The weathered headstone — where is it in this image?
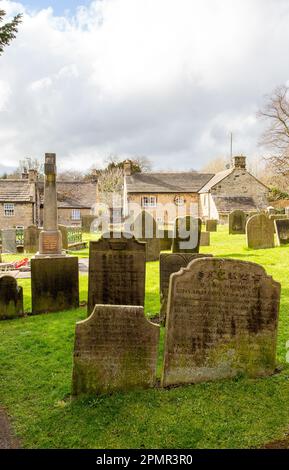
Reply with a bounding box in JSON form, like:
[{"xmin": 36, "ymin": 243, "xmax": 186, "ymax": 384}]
[
  {"xmin": 133, "ymin": 211, "xmax": 160, "ymax": 261},
  {"xmin": 246, "ymin": 214, "xmax": 275, "ymax": 249},
  {"xmin": 58, "ymin": 225, "xmax": 68, "ymax": 250},
  {"xmin": 72, "ymin": 305, "xmax": 160, "ymax": 395},
  {"xmin": 229, "ymin": 210, "xmax": 246, "ymax": 234},
  {"xmin": 31, "ymin": 153, "xmax": 79, "ymax": 314},
  {"xmin": 159, "ymin": 253, "xmax": 212, "ymax": 321},
  {"xmin": 275, "ymin": 219, "xmax": 289, "ymax": 245},
  {"xmin": 269, "ymin": 214, "xmax": 288, "ymax": 233},
  {"xmin": 24, "ymin": 225, "xmax": 40, "ymax": 253},
  {"xmin": 206, "ymin": 220, "xmax": 217, "ymax": 232},
  {"xmin": 31, "ymin": 257, "xmax": 79, "ymax": 314},
  {"xmin": 87, "ymin": 233, "xmax": 145, "ymax": 314},
  {"xmin": 162, "ymin": 258, "xmax": 280, "ymax": 387},
  {"xmin": 0, "ymin": 275, "xmax": 24, "ymax": 320},
  {"xmin": 159, "ymin": 228, "xmax": 173, "ymax": 251},
  {"xmin": 200, "ymin": 231, "xmax": 210, "ymax": 246},
  {"xmin": 172, "ymin": 216, "xmax": 201, "ymax": 253},
  {"xmin": 1, "ymin": 229, "xmax": 17, "ymax": 254},
  {"xmin": 81, "ymin": 215, "xmax": 97, "ymax": 232}
]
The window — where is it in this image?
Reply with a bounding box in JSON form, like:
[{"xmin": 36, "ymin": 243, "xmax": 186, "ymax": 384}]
[
  {"xmin": 141, "ymin": 196, "xmax": 157, "ymax": 208},
  {"xmin": 4, "ymin": 203, "xmax": 15, "ymax": 217},
  {"xmin": 71, "ymin": 209, "xmax": 81, "ymax": 220},
  {"xmin": 174, "ymin": 196, "xmax": 185, "ymax": 206}
]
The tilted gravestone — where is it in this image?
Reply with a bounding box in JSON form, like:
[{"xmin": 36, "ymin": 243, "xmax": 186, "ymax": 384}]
[
  {"xmin": 159, "ymin": 253, "xmax": 212, "ymax": 321},
  {"xmin": 133, "ymin": 211, "xmax": 160, "ymax": 261},
  {"xmin": 0, "ymin": 275, "xmax": 24, "ymax": 320},
  {"xmin": 269, "ymin": 214, "xmax": 288, "ymax": 233},
  {"xmin": 87, "ymin": 233, "xmax": 146, "ymax": 315},
  {"xmin": 275, "ymin": 219, "xmax": 289, "ymax": 245},
  {"xmin": 205, "ymin": 220, "xmax": 217, "ymax": 232},
  {"xmin": 246, "ymin": 214, "xmax": 274, "ymax": 249},
  {"xmin": 200, "ymin": 231, "xmax": 210, "ymax": 246},
  {"xmin": 229, "ymin": 210, "xmax": 246, "ymax": 234},
  {"xmin": 162, "ymin": 258, "xmax": 280, "ymax": 387},
  {"xmin": 58, "ymin": 225, "xmax": 69, "ymax": 250},
  {"xmin": 1, "ymin": 229, "xmax": 17, "ymax": 254},
  {"xmin": 172, "ymin": 216, "xmax": 201, "ymax": 253},
  {"xmin": 24, "ymin": 225, "xmax": 40, "ymax": 253},
  {"xmin": 72, "ymin": 305, "xmax": 160, "ymax": 395}
]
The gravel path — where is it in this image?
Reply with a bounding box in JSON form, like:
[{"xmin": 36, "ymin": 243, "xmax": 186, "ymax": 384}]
[{"xmin": 0, "ymin": 407, "xmax": 20, "ymax": 449}]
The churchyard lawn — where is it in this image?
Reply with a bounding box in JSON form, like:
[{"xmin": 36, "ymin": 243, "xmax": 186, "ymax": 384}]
[{"xmin": 0, "ymin": 226, "xmax": 289, "ymax": 448}]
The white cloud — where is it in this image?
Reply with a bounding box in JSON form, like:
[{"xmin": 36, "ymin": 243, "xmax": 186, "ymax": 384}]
[{"xmin": 0, "ymin": 0, "xmax": 289, "ymax": 172}]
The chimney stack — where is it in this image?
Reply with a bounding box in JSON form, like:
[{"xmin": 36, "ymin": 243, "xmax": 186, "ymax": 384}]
[
  {"xmin": 22, "ymin": 168, "xmax": 28, "ymax": 180},
  {"xmin": 232, "ymin": 156, "xmax": 246, "ymax": 170},
  {"xmin": 123, "ymin": 160, "xmax": 132, "ymax": 176},
  {"xmin": 28, "ymin": 169, "xmax": 38, "ymax": 183}
]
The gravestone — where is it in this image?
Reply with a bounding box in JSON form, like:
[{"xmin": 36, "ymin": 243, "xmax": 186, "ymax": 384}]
[
  {"xmin": 159, "ymin": 253, "xmax": 212, "ymax": 321},
  {"xmin": 133, "ymin": 211, "xmax": 160, "ymax": 261},
  {"xmin": 81, "ymin": 215, "xmax": 97, "ymax": 232},
  {"xmin": 269, "ymin": 214, "xmax": 288, "ymax": 233},
  {"xmin": 172, "ymin": 216, "xmax": 201, "ymax": 253},
  {"xmin": 229, "ymin": 210, "xmax": 246, "ymax": 234},
  {"xmin": 159, "ymin": 228, "xmax": 173, "ymax": 251},
  {"xmin": 58, "ymin": 225, "xmax": 68, "ymax": 250},
  {"xmin": 200, "ymin": 231, "xmax": 210, "ymax": 246},
  {"xmin": 72, "ymin": 305, "xmax": 160, "ymax": 395},
  {"xmin": 162, "ymin": 258, "xmax": 280, "ymax": 387},
  {"xmin": 246, "ymin": 214, "xmax": 274, "ymax": 249},
  {"xmin": 275, "ymin": 219, "xmax": 289, "ymax": 245},
  {"xmin": 24, "ymin": 225, "xmax": 40, "ymax": 253},
  {"xmin": 87, "ymin": 233, "xmax": 146, "ymax": 314},
  {"xmin": 1, "ymin": 229, "xmax": 17, "ymax": 254},
  {"xmin": 31, "ymin": 257, "xmax": 79, "ymax": 314},
  {"xmin": 206, "ymin": 220, "xmax": 217, "ymax": 232},
  {"xmin": 0, "ymin": 275, "xmax": 24, "ymax": 320}
]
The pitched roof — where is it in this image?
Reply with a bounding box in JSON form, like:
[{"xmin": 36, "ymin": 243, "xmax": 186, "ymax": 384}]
[
  {"xmin": 212, "ymin": 196, "xmax": 265, "ymax": 212},
  {"xmin": 0, "ymin": 180, "xmax": 33, "ymax": 202},
  {"xmin": 198, "ymin": 168, "xmax": 233, "ymax": 193},
  {"xmin": 125, "ymin": 172, "xmax": 215, "ymax": 193},
  {"xmin": 39, "ymin": 181, "xmax": 97, "ymax": 208}
]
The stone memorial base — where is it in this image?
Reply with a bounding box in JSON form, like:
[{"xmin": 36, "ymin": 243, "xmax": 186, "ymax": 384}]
[{"xmin": 31, "ymin": 256, "xmax": 79, "ymax": 314}]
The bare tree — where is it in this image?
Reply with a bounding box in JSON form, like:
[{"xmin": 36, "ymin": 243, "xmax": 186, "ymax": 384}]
[
  {"xmin": 97, "ymin": 166, "xmax": 123, "ymax": 206},
  {"xmin": 259, "ymin": 85, "xmax": 289, "ymax": 179},
  {"xmin": 201, "ymin": 156, "xmax": 228, "ymax": 173}
]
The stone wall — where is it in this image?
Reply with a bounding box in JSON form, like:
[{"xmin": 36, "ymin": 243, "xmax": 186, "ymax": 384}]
[
  {"xmin": 210, "ymin": 169, "xmax": 269, "ymax": 207},
  {"xmin": 127, "ymin": 192, "xmax": 199, "ymax": 223},
  {"xmin": 0, "ymin": 202, "xmax": 35, "ymax": 229}
]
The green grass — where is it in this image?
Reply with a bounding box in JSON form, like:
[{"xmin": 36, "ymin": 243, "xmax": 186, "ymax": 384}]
[{"xmin": 0, "ymin": 226, "xmax": 289, "ymax": 449}]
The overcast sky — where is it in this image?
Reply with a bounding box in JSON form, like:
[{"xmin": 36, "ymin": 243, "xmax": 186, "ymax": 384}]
[{"xmin": 0, "ymin": 0, "xmax": 289, "ymax": 174}]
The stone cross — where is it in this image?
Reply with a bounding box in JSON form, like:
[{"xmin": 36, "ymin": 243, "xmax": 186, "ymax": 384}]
[{"xmin": 38, "ymin": 153, "xmax": 63, "ymax": 256}]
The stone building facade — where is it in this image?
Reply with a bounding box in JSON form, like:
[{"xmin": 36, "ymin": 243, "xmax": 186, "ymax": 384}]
[
  {"xmin": 0, "ymin": 170, "xmax": 97, "ymax": 229},
  {"xmin": 123, "ymin": 156, "xmax": 269, "ymax": 224}
]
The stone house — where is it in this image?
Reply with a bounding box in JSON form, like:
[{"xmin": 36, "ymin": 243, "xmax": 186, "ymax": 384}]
[
  {"xmin": 123, "ymin": 156, "xmax": 269, "ymax": 224},
  {"xmin": 0, "ymin": 170, "xmax": 97, "ymax": 229}
]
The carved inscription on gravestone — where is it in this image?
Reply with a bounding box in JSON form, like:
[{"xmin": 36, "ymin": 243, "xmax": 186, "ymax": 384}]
[
  {"xmin": 72, "ymin": 305, "xmax": 160, "ymax": 395},
  {"xmin": 246, "ymin": 214, "xmax": 274, "ymax": 249},
  {"xmin": 160, "ymin": 253, "xmax": 212, "ymax": 320},
  {"xmin": 162, "ymin": 258, "xmax": 280, "ymax": 387},
  {"xmin": 275, "ymin": 219, "xmax": 289, "ymax": 245},
  {"xmin": 87, "ymin": 233, "xmax": 146, "ymax": 314}
]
